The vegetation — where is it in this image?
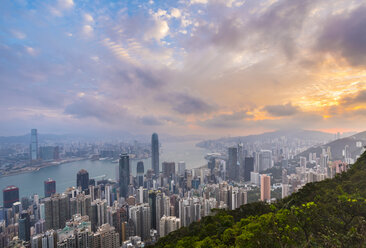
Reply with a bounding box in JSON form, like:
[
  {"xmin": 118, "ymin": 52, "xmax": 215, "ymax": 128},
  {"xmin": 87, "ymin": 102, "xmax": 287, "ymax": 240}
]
[{"xmin": 152, "ymin": 151, "xmax": 366, "ymax": 247}]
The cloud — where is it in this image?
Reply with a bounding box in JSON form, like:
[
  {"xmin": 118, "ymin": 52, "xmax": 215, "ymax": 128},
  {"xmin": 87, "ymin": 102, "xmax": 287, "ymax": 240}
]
[
  {"xmin": 263, "ymin": 103, "xmax": 299, "ymax": 117},
  {"xmin": 201, "ymin": 111, "xmax": 252, "ymax": 128},
  {"xmin": 12, "ymin": 30, "xmax": 26, "ymax": 39},
  {"xmin": 316, "ymin": 5, "xmax": 366, "ymax": 66},
  {"xmin": 159, "ymin": 93, "xmax": 215, "ymax": 115},
  {"xmin": 50, "ymin": 0, "xmax": 75, "ymax": 16},
  {"xmin": 139, "ymin": 116, "xmax": 163, "ymax": 126},
  {"xmin": 170, "ymin": 8, "xmax": 181, "ymax": 18},
  {"xmin": 82, "ymin": 25, "xmax": 93, "ymax": 36},
  {"xmin": 190, "ymin": 0, "xmax": 208, "ymax": 4},
  {"xmin": 58, "ymin": 0, "xmax": 74, "ymax": 9},
  {"xmin": 64, "ymin": 95, "xmax": 129, "ymax": 123},
  {"xmin": 341, "ymin": 90, "xmax": 366, "ymax": 105},
  {"xmin": 83, "ymin": 13, "xmax": 94, "ymax": 23},
  {"xmin": 145, "ymin": 19, "xmax": 169, "ymax": 41},
  {"xmin": 25, "ymin": 46, "xmax": 37, "ymax": 56}
]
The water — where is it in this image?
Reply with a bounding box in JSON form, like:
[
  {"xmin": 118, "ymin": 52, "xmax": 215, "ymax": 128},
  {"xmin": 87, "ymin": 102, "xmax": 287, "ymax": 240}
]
[{"xmin": 0, "ymin": 141, "xmax": 207, "ymax": 205}]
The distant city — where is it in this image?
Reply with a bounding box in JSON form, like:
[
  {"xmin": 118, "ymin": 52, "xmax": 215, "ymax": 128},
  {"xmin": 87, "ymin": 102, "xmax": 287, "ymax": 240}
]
[{"xmin": 1, "ymin": 129, "xmax": 365, "ymax": 247}]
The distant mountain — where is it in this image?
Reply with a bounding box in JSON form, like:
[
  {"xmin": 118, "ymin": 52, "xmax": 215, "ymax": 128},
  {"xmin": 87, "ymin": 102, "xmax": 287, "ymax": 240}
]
[
  {"xmin": 197, "ymin": 129, "xmax": 335, "ymax": 149},
  {"xmin": 0, "ymin": 132, "xmax": 208, "ymax": 145},
  {"xmin": 297, "ymin": 131, "xmax": 366, "ymax": 160}
]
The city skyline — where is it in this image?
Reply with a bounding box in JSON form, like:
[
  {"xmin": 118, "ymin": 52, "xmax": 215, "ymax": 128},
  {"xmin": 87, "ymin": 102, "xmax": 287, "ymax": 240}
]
[{"xmin": 1, "ymin": 0, "xmax": 366, "ymax": 137}]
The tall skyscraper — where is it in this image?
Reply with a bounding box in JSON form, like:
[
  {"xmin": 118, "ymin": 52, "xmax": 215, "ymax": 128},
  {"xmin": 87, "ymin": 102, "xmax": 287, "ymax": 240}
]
[
  {"xmin": 260, "ymin": 175, "xmax": 271, "ymax": 202},
  {"xmin": 30, "ymin": 129, "xmax": 38, "ymax": 161},
  {"xmin": 77, "ymin": 169, "xmax": 89, "ymax": 191},
  {"xmin": 243, "ymin": 157, "xmax": 254, "ymax": 182},
  {"xmin": 44, "ymin": 178, "xmax": 56, "ymax": 197},
  {"xmin": 228, "ymin": 147, "xmax": 238, "ymax": 181},
  {"xmin": 152, "ymin": 133, "xmax": 159, "ymax": 177},
  {"xmin": 148, "ymin": 191, "xmax": 157, "ymax": 230},
  {"xmin": 18, "ymin": 211, "xmax": 31, "ymax": 241},
  {"xmin": 129, "ymin": 204, "xmax": 151, "ymax": 241},
  {"xmin": 259, "ymin": 150, "xmax": 272, "ymax": 172},
  {"xmin": 162, "ymin": 162, "xmax": 175, "ymax": 178},
  {"xmin": 3, "ymin": 185, "xmax": 19, "ymax": 208},
  {"xmin": 119, "ymin": 154, "xmax": 130, "ymax": 199},
  {"xmin": 137, "ymin": 161, "xmax": 144, "ymax": 188},
  {"xmin": 177, "ymin": 161, "xmax": 186, "ymax": 176}
]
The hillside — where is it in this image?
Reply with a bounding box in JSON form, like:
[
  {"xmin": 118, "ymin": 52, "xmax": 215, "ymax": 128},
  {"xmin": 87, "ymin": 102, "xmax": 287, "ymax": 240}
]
[
  {"xmin": 298, "ymin": 130, "xmax": 366, "ymax": 160},
  {"xmin": 196, "ymin": 129, "xmax": 335, "ymax": 150},
  {"xmin": 153, "ymin": 151, "xmax": 366, "ymax": 247}
]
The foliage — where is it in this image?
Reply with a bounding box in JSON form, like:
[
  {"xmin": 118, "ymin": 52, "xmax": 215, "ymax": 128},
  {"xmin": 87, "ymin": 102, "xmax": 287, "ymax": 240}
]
[{"xmin": 152, "ymin": 152, "xmax": 366, "ymax": 248}]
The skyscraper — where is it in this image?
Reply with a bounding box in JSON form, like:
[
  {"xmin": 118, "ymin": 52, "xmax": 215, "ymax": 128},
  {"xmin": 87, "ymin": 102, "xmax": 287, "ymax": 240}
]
[
  {"xmin": 228, "ymin": 147, "xmax": 238, "ymax": 181},
  {"xmin": 129, "ymin": 204, "xmax": 151, "ymax": 241},
  {"xmin": 259, "ymin": 150, "xmax": 272, "ymax": 171},
  {"xmin": 243, "ymin": 157, "xmax": 254, "ymax": 182},
  {"xmin": 3, "ymin": 185, "xmax": 19, "ymax": 208},
  {"xmin": 44, "ymin": 178, "xmax": 56, "ymax": 197},
  {"xmin": 119, "ymin": 154, "xmax": 130, "ymax": 199},
  {"xmin": 162, "ymin": 162, "xmax": 175, "ymax": 178},
  {"xmin": 260, "ymin": 175, "xmax": 271, "ymax": 202},
  {"xmin": 30, "ymin": 129, "xmax": 38, "ymax": 161},
  {"xmin": 137, "ymin": 161, "xmax": 144, "ymax": 188},
  {"xmin": 177, "ymin": 161, "xmax": 186, "ymax": 176},
  {"xmin": 77, "ymin": 169, "xmax": 89, "ymax": 191},
  {"xmin": 152, "ymin": 133, "xmax": 159, "ymax": 177},
  {"xmin": 18, "ymin": 211, "xmax": 31, "ymax": 241}
]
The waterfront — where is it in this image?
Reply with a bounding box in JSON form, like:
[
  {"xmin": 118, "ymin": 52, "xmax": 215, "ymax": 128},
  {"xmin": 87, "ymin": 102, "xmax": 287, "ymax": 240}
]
[{"xmin": 0, "ymin": 141, "xmax": 207, "ymax": 204}]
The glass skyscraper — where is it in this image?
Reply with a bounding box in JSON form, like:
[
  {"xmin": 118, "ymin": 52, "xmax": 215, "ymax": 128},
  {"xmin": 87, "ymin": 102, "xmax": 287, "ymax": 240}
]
[
  {"xmin": 119, "ymin": 154, "xmax": 130, "ymax": 199},
  {"xmin": 30, "ymin": 129, "xmax": 38, "ymax": 161},
  {"xmin": 151, "ymin": 133, "xmax": 159, "ymax": 177}
]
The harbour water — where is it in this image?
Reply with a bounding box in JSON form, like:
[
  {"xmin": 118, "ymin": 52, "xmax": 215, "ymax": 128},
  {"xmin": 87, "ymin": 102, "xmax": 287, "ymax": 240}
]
[{"xmin": 0, "ymin": 141, "xmax": 207, "ymax": 205}]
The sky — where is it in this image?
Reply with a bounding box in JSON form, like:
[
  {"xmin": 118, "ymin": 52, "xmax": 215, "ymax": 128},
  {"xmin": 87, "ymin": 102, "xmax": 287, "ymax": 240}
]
[{"xmin": 1, "ymin": 0, "xmax": 366, "ymax": 138}]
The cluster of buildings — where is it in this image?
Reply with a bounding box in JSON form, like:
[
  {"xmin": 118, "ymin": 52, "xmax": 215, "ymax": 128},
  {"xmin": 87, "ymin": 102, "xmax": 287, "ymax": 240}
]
[
  {"xmin": 0, "ymin": 133, "xmax": 250, "ymax": 247},
  {"xmin": 1, "ymin": 131, "xmax": 365, "ymax": 247}
]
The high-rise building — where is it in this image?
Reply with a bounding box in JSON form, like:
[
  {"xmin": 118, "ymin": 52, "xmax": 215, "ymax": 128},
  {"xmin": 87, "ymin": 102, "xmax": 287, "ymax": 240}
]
[
  {"xmin": 3, "ymin": 185, "xmax": 19, "ymax": 208},
  {"xmin": 39, "ymin": 146, "xmax": 59, "ymax": 161},
  {"xmin": 119, "ymin": 154, "xmax": 130, "ymax": 199},
  {"xmin": 137, "ymin": 161, "xmax": 144, "ymax": 188},
  {"xmin": 228, "ymin": 147, "xmax": 238, "ymax": 181},
  {"xmin": 282, "ymin": 184, "xmax": 289, "ymax": 198},
  {"xmin": 93, "ymin": 224, "xmax": 120, "ymax": 248},
  {"xmin": 44, "ymin": 193, "xmax": 70, "ymax": 230},
  {"xmin": 162, "ymin": 162, "xmax": 175, "ymax": 178},
  {"xmin": 77, "ymin": 169, "xmax": 89, "ymax": 191},
  {"xmin": 152, "ymin": 133, "xmax": 160, "ymax": 177},
  {"xmin": 300, "ymin": 156, "xmax": 307, "ymax": 174},
  {"xmin": 159, "ymin": 215, "xmax": 181, "ymax": 238},
  {"xmin": 44, "ymin": 178, "xmax": 56, "ymax": 197},
  {"xmin": 177, "ymin": 161, "xmax": 186, "ymax": 176},
  {"xmin": 259, "ymin": 150, "xmax": 272, "ymax": 171},
  {"xmin": 18, "ymin": 211, "xmax": 31, "ymax": 241},
  {"xmin": 30, "ymin": 129, "xmax": 38, "ymax": 161},
  {"xmin": 208, "ymin": 158, "xmax": 215, "ymax": 174},
  {"xmin": 243, "ymin": 157, "xmax": 254, "ymax": 182},
  {"xmin": 129, "ymin": 204, "xmax": 151, "ymax": 241},
  {"xmin": 148, "ymin": 191, "xmax": 157, "ymax": 230},
  {"xmin": 260, "ymin": 175, "xmax": 271, "ymax": 202}
]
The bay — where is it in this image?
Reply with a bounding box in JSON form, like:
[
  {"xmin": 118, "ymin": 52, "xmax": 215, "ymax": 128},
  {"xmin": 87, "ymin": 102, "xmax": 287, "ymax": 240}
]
[{"xmin": 0, "ymin": 141, "xmax": 207, "ymax": 205}]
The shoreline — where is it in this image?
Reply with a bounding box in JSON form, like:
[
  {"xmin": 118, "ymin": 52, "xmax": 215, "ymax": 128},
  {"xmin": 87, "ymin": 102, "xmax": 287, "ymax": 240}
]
[
  {"xmin": 0, "ymin": 157, "xmax": 89, "ymax": 178},
  {"xmin": 0, "ymin": 156, "xmax": 152, "ymax": 179}
]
